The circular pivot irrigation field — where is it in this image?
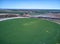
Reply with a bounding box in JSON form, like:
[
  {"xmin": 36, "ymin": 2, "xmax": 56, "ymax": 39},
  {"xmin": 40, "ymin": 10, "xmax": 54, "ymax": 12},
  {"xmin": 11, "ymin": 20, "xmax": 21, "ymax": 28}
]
[{"xmin": 0, "ymin": 18, "xmax": 60, "ymax": 44}]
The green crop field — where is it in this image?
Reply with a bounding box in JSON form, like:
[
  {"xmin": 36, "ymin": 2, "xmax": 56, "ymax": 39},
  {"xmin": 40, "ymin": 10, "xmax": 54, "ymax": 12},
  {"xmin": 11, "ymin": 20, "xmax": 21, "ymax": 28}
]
[{"xmin": 0, "ymin": 18, "xmax": 60, "ymax": 44}]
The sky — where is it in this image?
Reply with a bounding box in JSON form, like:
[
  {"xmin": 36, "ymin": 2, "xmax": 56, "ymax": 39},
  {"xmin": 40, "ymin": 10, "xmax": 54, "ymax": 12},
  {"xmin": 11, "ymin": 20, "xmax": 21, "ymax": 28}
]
[{"xmin": 0, "ymin": 0, "xmax": 60, "ymax": 9}]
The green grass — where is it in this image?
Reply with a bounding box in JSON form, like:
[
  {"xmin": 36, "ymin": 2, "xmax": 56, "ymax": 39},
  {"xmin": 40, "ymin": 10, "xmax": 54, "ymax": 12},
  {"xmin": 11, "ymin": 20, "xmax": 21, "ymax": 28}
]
[{"xmin": 0, "ymin": 18, "xmax": 60, "ymax": 44}]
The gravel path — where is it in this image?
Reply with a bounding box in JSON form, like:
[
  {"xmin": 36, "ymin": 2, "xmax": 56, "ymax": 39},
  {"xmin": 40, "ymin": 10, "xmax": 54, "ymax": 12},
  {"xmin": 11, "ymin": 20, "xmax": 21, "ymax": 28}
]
[{"xmin": 0, "ymin": 17, "xmax": 29, "ymax": 21}]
